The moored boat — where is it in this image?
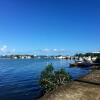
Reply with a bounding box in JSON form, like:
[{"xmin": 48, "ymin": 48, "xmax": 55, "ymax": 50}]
[{"xmin": 70, "ymin": 61, "xmax": 92, "ymax": 67}]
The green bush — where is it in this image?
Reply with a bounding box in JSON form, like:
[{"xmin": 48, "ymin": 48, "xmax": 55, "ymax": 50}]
[{"xmin": 40, "ymin": 64, "xmax": 72, "ymax": 93}]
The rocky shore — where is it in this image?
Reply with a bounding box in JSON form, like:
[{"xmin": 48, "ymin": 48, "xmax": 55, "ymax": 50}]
[{"xmin": 39, "ymin": 69, "xmax": 100, "ymax": 100}]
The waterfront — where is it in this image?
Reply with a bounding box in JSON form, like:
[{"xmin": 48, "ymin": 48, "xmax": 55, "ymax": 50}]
[
  {"xmin": 40, "ymin": 70, "xmax": 100, "ymax": 100},
  {"xmin": 0, "ymin": 59, "xmax": 90, "ymax": 100}
]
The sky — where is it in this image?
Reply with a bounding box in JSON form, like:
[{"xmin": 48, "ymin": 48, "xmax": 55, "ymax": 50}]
[{"xmin": 0, "ymin": 0, "xmax": 100, "ymax": 55}]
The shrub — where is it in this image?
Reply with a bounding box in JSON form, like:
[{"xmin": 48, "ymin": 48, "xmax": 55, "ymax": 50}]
[
  {"xmin": 40, "ymin": 64, "xmax": 72, "ymax": 93},
  {"xmin": 94, "ymin": 57, "xmax": 100, "ymax": 64}
]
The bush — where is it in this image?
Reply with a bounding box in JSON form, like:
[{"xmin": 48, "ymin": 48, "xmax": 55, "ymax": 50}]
[
  {"xmin": 40, "ymin": 64, "xmax": 72, "ymax": 93},
  {"xmin": 94, "ymin": 57, "xmax": 100, "ymax": 64}
]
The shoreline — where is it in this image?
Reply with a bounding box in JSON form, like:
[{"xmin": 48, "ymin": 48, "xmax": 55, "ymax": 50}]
[{"xmin": 39, "ymin": 68, "xmax": 100, "ymax": 100}]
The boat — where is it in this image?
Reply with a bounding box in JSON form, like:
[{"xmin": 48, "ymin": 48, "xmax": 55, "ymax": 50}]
[{"xmin": 70, "ymin": 60, "xmax": 92, "ymax": 67}]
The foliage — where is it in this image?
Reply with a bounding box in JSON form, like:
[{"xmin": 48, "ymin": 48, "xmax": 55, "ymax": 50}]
[
  {"xmin": 75, "ymin": 52, "xmax": 100, "ymax": 57},
  {"xmin": 40, "ymin": 64, "xmax": 72, "ymax": 93},
  {"xmin": 94, "ymin": 57, "xmax": 100, "ymax": 64}
]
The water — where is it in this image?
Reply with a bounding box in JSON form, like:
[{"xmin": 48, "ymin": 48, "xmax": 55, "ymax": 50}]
[{"xmin": 0, "ymin": 59, "xmax": 90, "ymax": 100}]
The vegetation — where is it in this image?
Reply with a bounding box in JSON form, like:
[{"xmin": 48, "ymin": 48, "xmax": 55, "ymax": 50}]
[
  {"xmin": 40, "ymin": 64, "xmax": 72, "ymax": 93},
  {"xmin": 75, "ymin": 52, "xmax": 100, "ymax": 57},
  {"xmin": 94, "ymin": 57, "xmax": 100, "ymax": 64}
]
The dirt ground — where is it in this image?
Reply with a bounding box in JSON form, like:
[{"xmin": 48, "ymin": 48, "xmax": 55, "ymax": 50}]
[
  {"xmin": 81, "ymin": 69, "xmax": 100, "ymax": 83},
  {"xmin": 39, "ymin": 70, "xmax": 100, "ymax": 100}
]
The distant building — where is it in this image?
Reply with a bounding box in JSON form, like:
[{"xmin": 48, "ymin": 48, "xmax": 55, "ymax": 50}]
[{"xmin": 11, "ymin": 55, "xmax": 34, "ymax": 59}]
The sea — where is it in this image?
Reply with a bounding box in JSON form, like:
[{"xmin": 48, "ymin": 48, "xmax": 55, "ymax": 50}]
[{"xmin": 0, "ymin": 58, "xmax": 90, "ymax": 100}]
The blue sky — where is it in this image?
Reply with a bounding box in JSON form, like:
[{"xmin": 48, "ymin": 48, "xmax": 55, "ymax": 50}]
[{"xmin": 0, "ymin": 0, "xmax": 100, "ymax": 55}]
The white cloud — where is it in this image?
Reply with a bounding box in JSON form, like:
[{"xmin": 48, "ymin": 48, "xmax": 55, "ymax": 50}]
[
  {"xmin": 53, "ymin": 49, "xmax": 57, "ymax": 51},
  {"xmin": 35, "ymin": 49, "xmax": 68, "ymax": 54},
  {"xmin": 42, "ymin": 48, "xmax": 51, "ymax": 52},
  {"xmin": 0, "ymin": 45, "xmax": 8, "ymax": 52},
  {"xmin": 12, "ymin": 49, "xmax": 16, "ymax": 52},
  {"xmin": 0, "ymin": 45, "xmax": 16, "ymax": 55}
]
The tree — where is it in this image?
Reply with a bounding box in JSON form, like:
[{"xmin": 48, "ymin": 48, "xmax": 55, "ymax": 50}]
[{"xmin": 40, "ymin": 64, "xmax": 72, "ymax": 93}]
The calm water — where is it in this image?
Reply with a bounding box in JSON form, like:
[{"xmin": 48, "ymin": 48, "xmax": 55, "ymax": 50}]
[{"xmin": 0, "ymin": 59, "xmax": 90, "ymax": 100}]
